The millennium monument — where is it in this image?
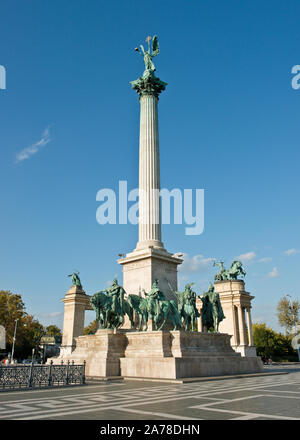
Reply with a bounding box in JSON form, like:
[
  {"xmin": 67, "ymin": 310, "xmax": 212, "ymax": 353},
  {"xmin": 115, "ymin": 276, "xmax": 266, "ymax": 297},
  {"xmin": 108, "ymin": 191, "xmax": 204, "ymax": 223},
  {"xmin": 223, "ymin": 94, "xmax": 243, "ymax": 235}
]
[
  {"xmin": 50, "ymin": 36, "xmax": 263, "ymax": 379},
  {"xmin": 118, "ymin": 35, "xmax": 182, "ymax": 306}
]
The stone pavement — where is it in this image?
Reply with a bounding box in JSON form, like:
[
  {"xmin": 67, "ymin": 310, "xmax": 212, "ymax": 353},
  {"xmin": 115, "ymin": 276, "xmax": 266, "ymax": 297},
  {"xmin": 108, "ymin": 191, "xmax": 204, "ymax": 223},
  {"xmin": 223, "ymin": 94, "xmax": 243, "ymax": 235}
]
[{"xmin": 0, "ymin": 365, "xmax": 299, "ymax": 420}]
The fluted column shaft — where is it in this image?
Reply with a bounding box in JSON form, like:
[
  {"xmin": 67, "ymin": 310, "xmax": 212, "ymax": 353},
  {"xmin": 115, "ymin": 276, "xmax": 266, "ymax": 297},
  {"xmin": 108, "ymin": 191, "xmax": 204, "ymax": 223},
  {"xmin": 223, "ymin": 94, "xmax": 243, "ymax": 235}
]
[
  {"xmin": 246, "ymin": 307, "xmax": 254, "ymax": 346},
  {"xmin": 137, "ymin": 94, "xmax": 164, "ymax": 249},
  {"xmin": 238, "ymin": 305, "xmax": 248, "ymax": 346}
]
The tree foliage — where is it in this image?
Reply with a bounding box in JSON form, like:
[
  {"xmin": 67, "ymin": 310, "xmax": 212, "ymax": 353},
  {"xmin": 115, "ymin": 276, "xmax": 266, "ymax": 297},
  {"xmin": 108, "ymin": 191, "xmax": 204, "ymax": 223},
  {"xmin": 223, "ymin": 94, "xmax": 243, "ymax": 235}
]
[
  {"xmin": 0, "ymin": 290, "xmax": 26, "ymax": 345},
  {"xmin": 253, "ymin": 322, "xmax": 297, "ymax": 361},
  {"xmin": 84, "ymin": 320, "xmax": 98, "ymax": 335},
  {"xmin": 0, "ymin": 290, "xmax": 58, "ymax": 359},
  {"xmin": 277, "ymin": 296, "xmax": 300, "ymax": 334},
  {"xmin": 45, "ymin": 325, "xmax": 62, "ymax": 337}
]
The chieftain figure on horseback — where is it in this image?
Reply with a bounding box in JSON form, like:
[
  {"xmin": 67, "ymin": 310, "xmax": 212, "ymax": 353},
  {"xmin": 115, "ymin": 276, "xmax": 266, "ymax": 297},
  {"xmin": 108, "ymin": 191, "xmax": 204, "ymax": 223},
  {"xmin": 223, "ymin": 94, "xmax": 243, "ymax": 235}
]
[
  {"xmin": 90, "ymin": 279, "xmax": 134, "ymax": 330},
  {"xmin": 88, "ymin": 257, "xmax": 247, "ymax": 333}
]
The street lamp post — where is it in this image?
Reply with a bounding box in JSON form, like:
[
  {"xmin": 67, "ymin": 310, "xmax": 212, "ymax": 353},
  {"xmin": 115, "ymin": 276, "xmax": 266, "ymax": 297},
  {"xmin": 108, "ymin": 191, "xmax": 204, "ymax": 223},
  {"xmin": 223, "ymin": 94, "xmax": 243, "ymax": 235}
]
[
  {"xmin": 11, "ymin": 319, "xmax": 18, "ymax": 364},
  {"xmin": 286, "ymin": 294, "xmax": 300, "ymax": 362}
]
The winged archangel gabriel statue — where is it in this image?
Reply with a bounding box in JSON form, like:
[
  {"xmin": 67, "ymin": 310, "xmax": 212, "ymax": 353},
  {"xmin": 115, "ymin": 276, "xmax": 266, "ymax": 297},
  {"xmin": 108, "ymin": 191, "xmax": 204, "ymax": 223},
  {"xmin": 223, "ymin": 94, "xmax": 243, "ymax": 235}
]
[
  {"xmin": 131, "ymin": 35, "xmax": 167, "ymax": 97},
  {"xmin": 134, "ymin": 35, "xmax": 160, "ymax": 79}
]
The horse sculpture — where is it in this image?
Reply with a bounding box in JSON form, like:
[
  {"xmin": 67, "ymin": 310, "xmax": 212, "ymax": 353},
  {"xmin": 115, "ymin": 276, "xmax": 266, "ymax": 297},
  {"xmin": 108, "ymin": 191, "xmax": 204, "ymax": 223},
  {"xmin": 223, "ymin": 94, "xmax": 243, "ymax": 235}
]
[
  {"xmin": 214, "ymin": 260, "xmax": 246, "ymax": 281},
  {"xmin": 155, "ymin": 300, "xmax": 183, "ymax": 331},
  {"xmin": 90, "ymin": 290, "xmax": 134, "ymax": 330},
  {"xmin": 127, "ymin": 294, "xmax": 148, "ymax": 331},
  {"xmin": 223, "ymin": 260, "xmax": 246, "ymax": 280}
]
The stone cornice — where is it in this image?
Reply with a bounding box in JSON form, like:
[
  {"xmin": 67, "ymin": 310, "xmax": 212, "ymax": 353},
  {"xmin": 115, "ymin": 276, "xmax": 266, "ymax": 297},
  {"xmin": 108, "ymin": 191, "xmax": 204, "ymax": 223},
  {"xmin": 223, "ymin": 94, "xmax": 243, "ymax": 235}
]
[{"xmin": 118, "ymin": 247, "xmax": 182, "ymax": 266}]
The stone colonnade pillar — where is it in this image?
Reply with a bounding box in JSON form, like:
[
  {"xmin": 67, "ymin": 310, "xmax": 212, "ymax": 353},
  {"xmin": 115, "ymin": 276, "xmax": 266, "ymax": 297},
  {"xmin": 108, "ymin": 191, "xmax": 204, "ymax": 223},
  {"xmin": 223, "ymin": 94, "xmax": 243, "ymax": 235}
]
[
  {"xmin": 60, "ymin": 285, "xmax": 92, "ymax": 357},
  {"xmin": 213, "ymin": 280, "xmax": 257, "ymax": 357},
  {"xmin": 246, "ymin": 306, "xmax": 254, "ymax": 346}
]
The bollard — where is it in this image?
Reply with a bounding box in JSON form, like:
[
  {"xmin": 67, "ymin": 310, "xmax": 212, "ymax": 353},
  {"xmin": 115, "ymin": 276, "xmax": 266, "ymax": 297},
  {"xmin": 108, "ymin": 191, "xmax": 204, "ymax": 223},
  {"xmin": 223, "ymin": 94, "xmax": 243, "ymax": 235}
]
[
  {"xmin": 66, "ymin": 360, "xmax": 70, "ymax": 385},
  {"xmin": 82, "ymin": 360, "xmax": 86, "ymax": 385},
  {"xmin": 48, "ymin": 360, "xmax": 53, "ymax": 387},
  {"xmin": 28, "ymin": 361, "xmax": 34, "ymax": 388}
]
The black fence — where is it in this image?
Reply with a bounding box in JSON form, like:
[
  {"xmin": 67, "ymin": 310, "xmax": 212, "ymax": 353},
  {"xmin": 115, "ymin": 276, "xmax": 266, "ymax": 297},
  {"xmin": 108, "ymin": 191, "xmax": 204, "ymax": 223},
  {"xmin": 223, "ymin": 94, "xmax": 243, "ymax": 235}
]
[{"xmin": 0, "ymin": 360, "xmax": 86, "ymax": 391}]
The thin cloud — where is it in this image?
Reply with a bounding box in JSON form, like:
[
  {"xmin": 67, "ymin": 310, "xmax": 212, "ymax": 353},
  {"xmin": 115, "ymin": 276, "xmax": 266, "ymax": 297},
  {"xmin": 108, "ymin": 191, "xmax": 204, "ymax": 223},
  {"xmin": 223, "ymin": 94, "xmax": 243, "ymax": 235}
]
[
  {"xmin": 40, "ymin": 311, "xmax": 63, "ymax": 318},
  {"xmin": 284, "ymin": 248, "xmax": 299, "ymax": 256},
  {"xmin": 15, "ymin": 126, "xmax": 51, "ymax": 163},
  {"xmin": 236, "ymin": 252, "xmax": 256, "ymax": 262},
  {"xmin": 259, "ymin": 257, "xmax": 272, "ymax": 263},
  {"xmin": 268, "ymin": 267, "xmax": 280, "ymax": 278},
  {"xmin": 179, "ymin": 253, "xmax": 215, "ymax": 274}
]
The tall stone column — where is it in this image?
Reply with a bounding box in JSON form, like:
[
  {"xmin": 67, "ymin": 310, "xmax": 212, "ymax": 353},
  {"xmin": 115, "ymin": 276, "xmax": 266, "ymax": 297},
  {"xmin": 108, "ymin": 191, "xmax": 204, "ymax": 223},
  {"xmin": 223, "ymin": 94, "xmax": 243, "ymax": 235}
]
[
  {"xmin": 118, "ymin": 43, "xmax": 182, "ymax": 304},
  {"xmin": 136, "ymin": 94, "xmax": 163, "ymax": 250}
]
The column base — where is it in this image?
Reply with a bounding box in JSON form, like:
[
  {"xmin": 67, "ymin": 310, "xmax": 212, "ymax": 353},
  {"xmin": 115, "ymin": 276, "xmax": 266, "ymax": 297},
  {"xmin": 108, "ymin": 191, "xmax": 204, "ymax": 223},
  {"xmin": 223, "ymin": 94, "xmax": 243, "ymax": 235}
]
[
  {"xmin": 134, "ymin": 239, "xmax": 165, "ymax": 251},
  {"xmin": 118, "ymin": 247, "xmax": 182, "ymax": 301}
]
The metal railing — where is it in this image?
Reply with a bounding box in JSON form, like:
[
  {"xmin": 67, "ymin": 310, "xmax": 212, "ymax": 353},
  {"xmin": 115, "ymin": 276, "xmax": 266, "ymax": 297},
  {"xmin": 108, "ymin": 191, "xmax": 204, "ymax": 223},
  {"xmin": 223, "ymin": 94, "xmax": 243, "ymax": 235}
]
[{"xmin": 0, "ymin": 360, "xmax": 86, "ymax": 391}]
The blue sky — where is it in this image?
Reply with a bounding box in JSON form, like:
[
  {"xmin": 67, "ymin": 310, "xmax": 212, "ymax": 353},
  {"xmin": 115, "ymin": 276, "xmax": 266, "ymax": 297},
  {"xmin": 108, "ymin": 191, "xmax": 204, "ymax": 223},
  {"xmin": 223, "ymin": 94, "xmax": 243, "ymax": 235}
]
[{"xmin": 0, "ymin": 0, "xmax": 299, "ymax": 332}]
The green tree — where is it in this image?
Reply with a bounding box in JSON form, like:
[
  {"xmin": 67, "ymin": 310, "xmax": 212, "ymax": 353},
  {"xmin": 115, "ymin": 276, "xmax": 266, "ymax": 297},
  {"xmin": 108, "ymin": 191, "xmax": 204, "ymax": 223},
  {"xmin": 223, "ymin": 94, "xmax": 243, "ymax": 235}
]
[
  {"xmin": 252, "ymin": 323, "xmax": 276, "ymax": 358},
  {"xmin": 272, "ymin": 332, "xmax": 296, "ymax": 359},
  {"xmin": 253, "ymin": 322, "xmax": 298, "ymax": 361},
  {"xmin": 0, "ymin": 290, "xmax": 45, "ymax": 359},
  {"xmin": 84, "ymin": 320, "xmax": 98, "ymax": 335},
  {"xmin": 0, "ymin": 290, "xmax": 26, "ymax": 345},
  {"xmin": 45, "ymin": 325, "xmax": 62, "ymax": 337},
  {"xmin": 277, "ymin": 296, "xmax": 300, "ymax": 334},
  {"xmin": 17, "ymin": 315, "xmax": 45, "ymax": 359}
]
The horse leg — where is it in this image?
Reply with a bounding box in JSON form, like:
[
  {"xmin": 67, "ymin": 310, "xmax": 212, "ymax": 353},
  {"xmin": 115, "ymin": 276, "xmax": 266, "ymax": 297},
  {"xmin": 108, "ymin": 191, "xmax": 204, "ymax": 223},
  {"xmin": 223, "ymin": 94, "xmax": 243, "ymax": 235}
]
[
  {"xmin": 129, "ymin": 310, "xmax": 134, "ymax": 329},
  {"xmin": 158, "ymin": 314, "xmax": 165, "ymax": 330},
  {"xmin": 158, "ymin": 308, "xmax": 167, "ymax": 331},
  {"xmin": 139, "ymin": 313, "xmax": 143, "ymax": 332},
  {"xmin": 185, "ymin": 314, "xmax": 189, "ymax": 331},
  {"xmin": 191, "ymin": 315, "xmax": 194, "ymax": 332}
]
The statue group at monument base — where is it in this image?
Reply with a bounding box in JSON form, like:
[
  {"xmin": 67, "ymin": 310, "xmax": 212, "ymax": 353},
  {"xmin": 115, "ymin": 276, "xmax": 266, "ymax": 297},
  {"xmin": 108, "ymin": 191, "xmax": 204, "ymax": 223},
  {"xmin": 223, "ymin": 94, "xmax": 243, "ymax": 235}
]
[{"xmin": 49, "ymin": 329, "xmax": 263, "ymax": 380}]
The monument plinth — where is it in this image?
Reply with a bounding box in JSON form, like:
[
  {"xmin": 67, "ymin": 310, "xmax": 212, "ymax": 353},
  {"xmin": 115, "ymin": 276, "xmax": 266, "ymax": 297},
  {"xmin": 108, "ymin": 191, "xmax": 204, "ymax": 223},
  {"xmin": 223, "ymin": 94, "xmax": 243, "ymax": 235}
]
[
  {"xmin": 120, "ymin": 331, "xmax": 262, "ymax": 380},
  {"xmin": 60, "ymin": 284, "xmax": 92, "ymax": 357},
  {"xmin": 53, "ymin": 330, "xmax": 263, "ymax": 380},
  {"xmin": 118, "ymin": 36, "xmax": 182, "ymax": 301}
]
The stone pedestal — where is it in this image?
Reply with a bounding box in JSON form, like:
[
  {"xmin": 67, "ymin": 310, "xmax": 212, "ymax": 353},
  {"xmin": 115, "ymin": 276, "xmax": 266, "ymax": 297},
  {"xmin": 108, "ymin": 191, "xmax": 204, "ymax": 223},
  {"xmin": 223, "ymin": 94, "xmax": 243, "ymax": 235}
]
[
  {"xmin": 120, "ymin": 331, "xmax": 263, "ymax": 380},
  {"xmin": 60, "ymin": 285, "xmax": 93, "ymax": 355},
  {"xmin": 118, "ymin": 247, "xmax": 182, "ymax": 302},
  {"xmin": 50, "ymin": 330, "xmax": 263, "ymax": 380},
  {"xmin": 49, "ymin": 330, "xmax": 127, "ymax": 378}
]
